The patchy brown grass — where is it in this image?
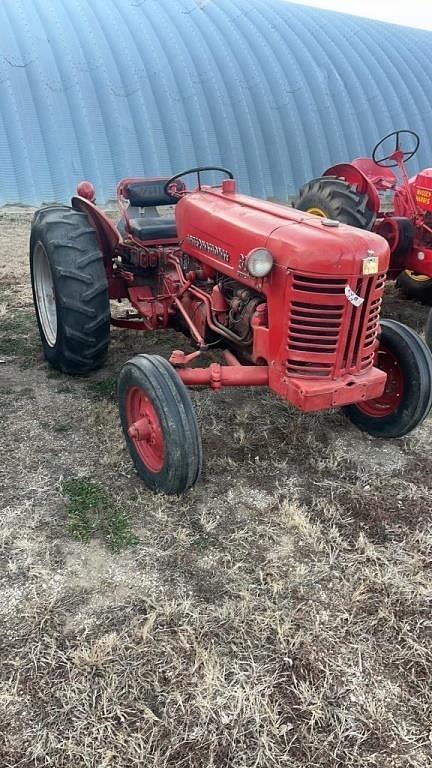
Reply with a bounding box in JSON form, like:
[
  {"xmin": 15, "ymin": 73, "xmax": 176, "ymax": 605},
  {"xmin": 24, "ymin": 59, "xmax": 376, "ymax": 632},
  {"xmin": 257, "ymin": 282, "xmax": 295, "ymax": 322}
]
[{"xmin": 0, "ymin": 207, "xmax": 432, "ymax": 767}]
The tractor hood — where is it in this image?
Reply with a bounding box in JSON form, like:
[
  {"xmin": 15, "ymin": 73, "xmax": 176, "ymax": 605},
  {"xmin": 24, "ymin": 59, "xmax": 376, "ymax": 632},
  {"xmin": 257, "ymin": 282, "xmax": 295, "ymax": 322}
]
[{"xmin": 176, "ymin": 186, "xmax": 389, "ymax": 277}]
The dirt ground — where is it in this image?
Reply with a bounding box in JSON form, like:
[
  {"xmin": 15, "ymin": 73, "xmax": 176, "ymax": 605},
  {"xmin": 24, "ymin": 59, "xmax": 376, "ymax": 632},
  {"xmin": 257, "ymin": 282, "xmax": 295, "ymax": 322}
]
[{"xmin": 0, "ymin": 206, "xmax": 432, "ymax": 768}]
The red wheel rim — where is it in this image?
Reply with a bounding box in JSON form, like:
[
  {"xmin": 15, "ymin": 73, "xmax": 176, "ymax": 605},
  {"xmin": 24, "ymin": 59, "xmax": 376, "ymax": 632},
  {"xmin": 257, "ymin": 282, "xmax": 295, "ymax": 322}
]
[
  {"xmin": 356, "ymin": 345, "xmax": 404, "ymax": 417},
  {"xmin": 376, "ymin": 218, "xmax": 400, "ymax": 254},
  {"xmin": 125, "ymin": 387, "xmax": 165, "ymax": 472}
]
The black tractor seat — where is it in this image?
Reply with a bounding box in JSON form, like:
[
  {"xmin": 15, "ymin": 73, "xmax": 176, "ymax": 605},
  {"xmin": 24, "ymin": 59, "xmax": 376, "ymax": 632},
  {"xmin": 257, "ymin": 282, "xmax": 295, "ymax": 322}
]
[
  {"xmin": 118, "ymin": 178, "xmax": 182, "ymax": 242},
  {"xmin": 127, "ymin": 215, "xmax": 177, "ymax": 242}
]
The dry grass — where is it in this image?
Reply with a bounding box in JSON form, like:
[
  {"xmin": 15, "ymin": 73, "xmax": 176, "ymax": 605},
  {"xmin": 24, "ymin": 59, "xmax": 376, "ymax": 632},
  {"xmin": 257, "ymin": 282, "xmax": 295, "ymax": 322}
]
[{"xmin": 0, "ymin": 208, "xmax": 432, "ymax": 767}]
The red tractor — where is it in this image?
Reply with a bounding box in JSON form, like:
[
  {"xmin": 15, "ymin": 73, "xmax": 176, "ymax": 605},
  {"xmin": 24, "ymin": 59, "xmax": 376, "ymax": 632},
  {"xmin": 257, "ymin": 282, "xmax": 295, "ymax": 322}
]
[
  {"xmin": 30, "ymin": 167, "xmax": 432, "ymax": 494},
  {"xmin": 295, "ymin": 130, "xmax": 432, "ymax": 309}
]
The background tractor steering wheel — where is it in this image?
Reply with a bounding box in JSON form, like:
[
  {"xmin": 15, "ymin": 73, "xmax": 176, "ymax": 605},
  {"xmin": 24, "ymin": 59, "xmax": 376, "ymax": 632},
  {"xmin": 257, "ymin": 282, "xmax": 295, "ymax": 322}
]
[
  {"xmin": 164, "ymin": 166, "xmax": 234, "ymax": 198},
  {"xmin": 372, "ymin": 130, "xmax": 420, "ymax": 168}
]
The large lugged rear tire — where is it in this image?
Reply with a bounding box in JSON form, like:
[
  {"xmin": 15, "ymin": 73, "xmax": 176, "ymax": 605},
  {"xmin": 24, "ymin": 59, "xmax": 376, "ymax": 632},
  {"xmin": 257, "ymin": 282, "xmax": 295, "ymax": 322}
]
[
  {"xmin": 30, "ymin": 205, "xmax": 110, "ymax": 374},
  {"xmin": 295, "ymin": 177, "xmax": 376, "ymax": 230},
  {"xmin": 118, "ymin": 355, "xmax": 203, "ymax": 495},
  {"xmin": 395, "ymin": 270, "xmax": 432, "ymax": 304},
  {"xmin": 344, "ymin": 319, "xmax": 432, "ymax": 438}
]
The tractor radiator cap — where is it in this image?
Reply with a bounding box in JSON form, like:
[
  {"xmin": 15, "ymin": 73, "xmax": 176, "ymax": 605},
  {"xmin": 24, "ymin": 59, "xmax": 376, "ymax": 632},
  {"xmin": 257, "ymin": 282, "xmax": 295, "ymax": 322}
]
[{"xmin": 321, "ymin": 218, "xmax": 340, "ymax": 227}]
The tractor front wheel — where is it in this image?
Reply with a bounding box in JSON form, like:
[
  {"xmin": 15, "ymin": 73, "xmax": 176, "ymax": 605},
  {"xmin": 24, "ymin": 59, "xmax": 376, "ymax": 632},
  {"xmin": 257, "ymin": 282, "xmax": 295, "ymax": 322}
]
[
  {"xmin": 30, "ymin": 205, "xmax": 110, "ymax": 373},
  {"xmin": 395, "ymin": 270, "xmax": 432, "ymax": 304},
  {"xmin": 295, "ymin": 177, "xmax": 376, "ymax": 230},
  {"xmin": 425, "ymin": 311, "xmax": 432, "ymax": 351},
  {"xmin": 118, "ymin": 355, "xmax": 202, "ymax": 494},
  {"xmin": 344, "ymin": 319, "xmax": 432, "ymax": 438}
]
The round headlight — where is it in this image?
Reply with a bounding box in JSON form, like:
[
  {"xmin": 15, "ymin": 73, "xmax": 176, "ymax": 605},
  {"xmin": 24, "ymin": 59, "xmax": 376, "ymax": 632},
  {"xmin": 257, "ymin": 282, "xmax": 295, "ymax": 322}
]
[{"xmin": 246, "ymin": 248, "xmax": 273, "ymax": 278}]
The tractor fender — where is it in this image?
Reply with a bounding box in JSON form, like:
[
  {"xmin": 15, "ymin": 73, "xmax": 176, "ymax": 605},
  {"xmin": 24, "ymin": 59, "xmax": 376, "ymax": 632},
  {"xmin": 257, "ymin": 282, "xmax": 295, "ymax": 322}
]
[
  {"xmin": 322, "ymin": 162, "xmax": 381, "ymax": 215},
  {"xmin": 71, "ymin": 195, "xmax": 121, "ymax": 263}
]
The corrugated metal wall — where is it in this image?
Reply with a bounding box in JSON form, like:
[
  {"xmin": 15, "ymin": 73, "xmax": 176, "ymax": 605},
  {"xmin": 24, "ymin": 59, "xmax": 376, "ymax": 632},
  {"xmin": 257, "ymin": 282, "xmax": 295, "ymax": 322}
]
[{"xmin": 0, "ymin": 0, "xmax": 431, "ymax": 205}]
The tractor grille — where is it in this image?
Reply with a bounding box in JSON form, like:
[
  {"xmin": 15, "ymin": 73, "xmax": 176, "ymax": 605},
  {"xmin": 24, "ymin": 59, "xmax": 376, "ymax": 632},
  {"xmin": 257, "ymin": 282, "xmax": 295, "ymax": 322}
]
[{"xmin": 286, "ymin": 272, "xmax": 386, "ymax": 378}]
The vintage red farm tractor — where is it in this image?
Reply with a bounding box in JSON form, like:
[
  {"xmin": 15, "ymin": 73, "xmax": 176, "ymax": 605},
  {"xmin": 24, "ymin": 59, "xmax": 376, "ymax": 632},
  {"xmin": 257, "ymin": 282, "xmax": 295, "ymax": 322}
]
[
  {"xmin": 30, "ymin": 166, "xmax": 432, "ymax": 494},
  {"xmin": 295, "ymin": 130, "xmax": 432, "ymax": 306}
]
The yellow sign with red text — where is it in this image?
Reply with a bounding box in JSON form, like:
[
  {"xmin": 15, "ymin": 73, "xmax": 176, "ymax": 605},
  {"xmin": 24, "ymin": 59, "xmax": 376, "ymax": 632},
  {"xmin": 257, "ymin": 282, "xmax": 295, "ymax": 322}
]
[{"xmin": 415, "ymin": 186, "xmax": 432, "ymax": 211}]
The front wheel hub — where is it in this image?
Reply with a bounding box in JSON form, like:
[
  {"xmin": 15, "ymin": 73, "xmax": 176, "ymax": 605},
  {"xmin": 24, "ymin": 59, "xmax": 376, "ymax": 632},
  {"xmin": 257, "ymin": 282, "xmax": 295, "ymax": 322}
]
[
  {"xmin": 126, "ymin": 387, "xmax": 165, "ymax": 472},
  {"xmin": 128, "ymin": 417, "xmax": 153, "ymax": 441},
  {"xmin": 357, "ymin": 346, "xmax": 404, "ymax": 417}
]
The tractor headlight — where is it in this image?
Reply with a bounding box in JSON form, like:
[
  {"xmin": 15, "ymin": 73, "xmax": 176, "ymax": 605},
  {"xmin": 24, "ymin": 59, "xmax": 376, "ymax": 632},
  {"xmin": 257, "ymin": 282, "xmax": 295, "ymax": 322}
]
[{"xmin": 246, "ymin": 248, "xmax": 273, "ymax": 278}]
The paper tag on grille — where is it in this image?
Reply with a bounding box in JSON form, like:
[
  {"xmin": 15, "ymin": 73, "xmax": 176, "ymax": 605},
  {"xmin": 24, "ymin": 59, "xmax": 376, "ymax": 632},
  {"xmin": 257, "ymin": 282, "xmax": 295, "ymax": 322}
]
[
  {"xmin": 345, "ymin": 284, "xmax": 364, "ymax": 307},
  {"xmin": 362, "ymin": 253, "xmax": 379, "ymax": 275}
]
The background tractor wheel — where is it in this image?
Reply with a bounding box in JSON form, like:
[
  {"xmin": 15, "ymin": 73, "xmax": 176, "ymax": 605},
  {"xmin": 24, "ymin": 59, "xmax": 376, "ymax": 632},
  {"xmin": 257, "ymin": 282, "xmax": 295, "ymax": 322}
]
[
  {"xmin": 118, "ymin": 355, "xmax": 202, "ymax": 495},
  {"xmin": 30, "ymin": 205, "xmax": 110, "ymax": 374},
  {"xmin": 395, "ymin": 270, "xmax": 432, "ymax": 304},
  {"xmin": 295, "ymin": 176, "xmax": 376, "ymax": 230},
  {"xmin": 344, "ymin": 319, "xmax": 432, "ymax": 438}
]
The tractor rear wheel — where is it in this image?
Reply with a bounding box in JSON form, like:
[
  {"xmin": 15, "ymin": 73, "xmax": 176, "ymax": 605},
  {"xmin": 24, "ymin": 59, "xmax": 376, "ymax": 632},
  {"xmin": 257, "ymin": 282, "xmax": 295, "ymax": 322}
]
[
  {"xmin": 344, "ymin": 319, "xmax": 432, "ymax": 438},
  {"xmin": 295, "ymin": 177, "xmax": 376, "ymax": 230},
  {"xmin": 30, "ymin": 205, "xmax": 110, "ymax": 374},
  {"xmin": 118, "ymin": 354, "xmax": 202, "ymax": 494},
  {"xmin": 395, "ymin": 270, "xmax": 432, "ymax": 304}
]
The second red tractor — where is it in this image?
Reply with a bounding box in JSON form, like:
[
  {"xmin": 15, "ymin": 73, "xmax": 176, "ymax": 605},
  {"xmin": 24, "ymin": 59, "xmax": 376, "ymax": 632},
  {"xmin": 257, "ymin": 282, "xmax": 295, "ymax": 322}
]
[{"xmin": 295, "ymin": 130, "xmax": 432, "ymax": 308}]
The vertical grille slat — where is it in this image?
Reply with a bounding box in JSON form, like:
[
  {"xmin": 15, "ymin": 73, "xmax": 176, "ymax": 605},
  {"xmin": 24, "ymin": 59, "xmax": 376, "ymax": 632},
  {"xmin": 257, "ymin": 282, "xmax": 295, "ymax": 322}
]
[{"xmin": 286, "ymin": 271, "xmax": 385, "ymax": 379}]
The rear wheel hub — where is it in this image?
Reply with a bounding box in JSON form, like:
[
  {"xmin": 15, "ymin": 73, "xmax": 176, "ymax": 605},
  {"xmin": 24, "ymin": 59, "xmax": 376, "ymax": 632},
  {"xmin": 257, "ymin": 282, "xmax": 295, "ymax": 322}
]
[
  {"xmin": 306, "ymin": 206, "xmax": 326, "ymax": 217},
  {"xmin": 403, "ymin": 270, "xmax": 431, "ymax": 283},
  {"xmin": 33, "ymin": 241, "xmax": 58, "ymax": 347}
]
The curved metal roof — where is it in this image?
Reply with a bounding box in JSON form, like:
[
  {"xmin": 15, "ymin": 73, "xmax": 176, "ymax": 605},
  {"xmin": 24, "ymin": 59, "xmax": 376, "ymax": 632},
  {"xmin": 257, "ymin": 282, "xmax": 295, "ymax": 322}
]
[{"xmin": 1, "ymin": 0, "xmax": 431, "ymax": 205}]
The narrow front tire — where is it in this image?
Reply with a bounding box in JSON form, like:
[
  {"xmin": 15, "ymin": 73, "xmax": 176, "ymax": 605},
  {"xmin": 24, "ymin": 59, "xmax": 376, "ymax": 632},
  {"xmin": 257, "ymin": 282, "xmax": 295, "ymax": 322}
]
[
  {"xmin": 344, "ymin": 319, "xmax": 432, "ymax": 438},
  {"xmin": 118, "ymin": 355, "xmax": 202, "ymax": 494}
]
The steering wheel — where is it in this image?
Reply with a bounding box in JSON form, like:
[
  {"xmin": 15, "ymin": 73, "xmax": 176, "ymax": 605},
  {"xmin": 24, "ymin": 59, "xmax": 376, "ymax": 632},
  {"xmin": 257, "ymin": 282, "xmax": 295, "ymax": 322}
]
[
  {"xmin": 163, "ymin": 166, "xmax": 234, "ymax": 198},
  {"xmin": 372, "ymin": 130, "xmax": 420, "ymax": 168}
]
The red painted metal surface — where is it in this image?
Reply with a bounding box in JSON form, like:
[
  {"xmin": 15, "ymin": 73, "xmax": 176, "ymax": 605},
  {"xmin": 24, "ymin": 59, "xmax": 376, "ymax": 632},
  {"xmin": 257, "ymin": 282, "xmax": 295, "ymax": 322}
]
[
  {"xmin": 285, "ymin": 271, "xmax": 386, "ymax": 379},
  {"xmin": 223, "ymin": 350, "xmax": 242, "ymax": 366},
  {"xmin": 375, "ymin": 219, "xmax": 400, "ymax": 254},
  {"xmin": 126, "ymin": 387, "xmax": 164, "ymax": 472},
  {"xmin": 351, "ymin": 159, "xmax": 397, "ymax": 191},
  {"xmin": 71, "ymin": 195, "xmax": 120, "ymax": 266},
  {"xmin": 414, "ymin": 169, "xmax": 432, "ymax": 213},
  {"xmin": 77, "ymin": 180, "xmax": 96, "ymax": 202},
  {"xmin": 269, "ymin": 364, "xmax": 386, "ymax": 412},
  {"xmin": 177, "ymin": 363, "xmax": 269, "ymax": 389}
]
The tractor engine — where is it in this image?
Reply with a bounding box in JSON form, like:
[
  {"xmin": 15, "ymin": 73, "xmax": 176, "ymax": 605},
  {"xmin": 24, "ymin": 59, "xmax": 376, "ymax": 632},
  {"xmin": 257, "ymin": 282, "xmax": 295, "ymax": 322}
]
[
  {"xmin": 175, "ymin": 260, "xmax": 264, "ymax": 348},
  {"xmin": 218, "ymin": 278, "xmax": 263, "ymax": 342}
]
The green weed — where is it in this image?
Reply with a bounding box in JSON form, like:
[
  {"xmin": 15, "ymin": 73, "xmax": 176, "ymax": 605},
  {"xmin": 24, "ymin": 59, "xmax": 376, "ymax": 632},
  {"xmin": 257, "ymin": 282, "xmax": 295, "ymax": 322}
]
[
  {"xmin": 62, "ymin": 478, "xmax": 138, "ymax": 552},
  {"xmin": 86, "ymin": 376, "xmax": 117, "ymax": 399}
]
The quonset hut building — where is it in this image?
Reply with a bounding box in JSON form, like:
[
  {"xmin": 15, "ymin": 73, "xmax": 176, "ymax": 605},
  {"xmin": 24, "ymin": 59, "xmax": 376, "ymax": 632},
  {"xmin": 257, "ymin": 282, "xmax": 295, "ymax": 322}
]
[{"xmin": 1, "ymin": 0, "xmax": 431, "ymax": 205}]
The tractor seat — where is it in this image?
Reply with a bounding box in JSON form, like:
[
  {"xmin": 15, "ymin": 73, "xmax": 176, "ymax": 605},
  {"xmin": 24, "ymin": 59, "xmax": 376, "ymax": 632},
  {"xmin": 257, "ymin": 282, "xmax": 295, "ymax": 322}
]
[
  {"xmin": 118, "ymin": 178, "xmax": 183, "ymax": 242},
  {"xmin": 127, "ymin": 215, "xmax": 177, "ymax": 242}
]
